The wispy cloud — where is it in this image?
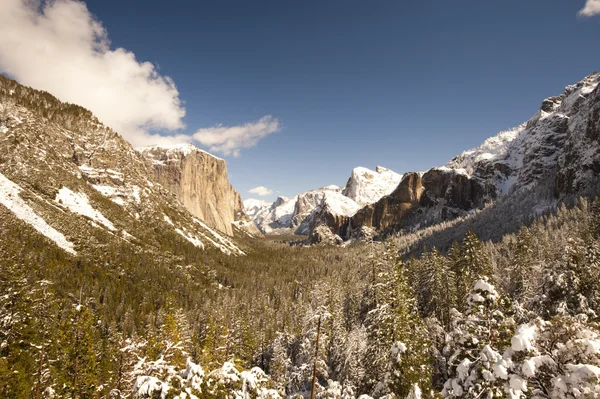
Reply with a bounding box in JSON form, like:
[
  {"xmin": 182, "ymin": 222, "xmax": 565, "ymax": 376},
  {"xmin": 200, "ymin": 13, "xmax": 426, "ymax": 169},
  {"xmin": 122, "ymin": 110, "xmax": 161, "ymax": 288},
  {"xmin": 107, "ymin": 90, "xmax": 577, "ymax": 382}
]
[
  {"xmin": 0, "ymin": 0, "xmax": 189, "ymax": 147},
  {"xmin": 249, "ymin": 186, "xmax": 274, "ymax": 197},
  {"xmin": 579, "ymin": 0, "xmax": 600, "ymax": 16},
  {"xmin": 193, "ymin": 116, "xmax": 280, "ymax": 157}
]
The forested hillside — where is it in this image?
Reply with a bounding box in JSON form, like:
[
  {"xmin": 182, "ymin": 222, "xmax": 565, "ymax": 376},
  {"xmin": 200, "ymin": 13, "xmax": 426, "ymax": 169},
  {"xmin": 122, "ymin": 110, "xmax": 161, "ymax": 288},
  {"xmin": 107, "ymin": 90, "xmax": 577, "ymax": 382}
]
[{"xmin": 2, "ymin": 195, "xmax": 599, "ymax": 398}]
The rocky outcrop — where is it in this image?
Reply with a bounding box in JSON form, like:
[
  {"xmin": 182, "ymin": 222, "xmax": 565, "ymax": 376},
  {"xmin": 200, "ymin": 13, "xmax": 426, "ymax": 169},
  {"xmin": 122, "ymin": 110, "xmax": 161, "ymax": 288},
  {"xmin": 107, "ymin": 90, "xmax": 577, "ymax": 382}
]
[
  {"xmin": 250, "ymin": 186, "xmax": 361, "ymax": 235},
  {"xmin": 555, "ymin": 75, "xmax": 600, "ymax": 196},
  {"xmin": 139, "ymin": 144, "xmax": 244, "ymax": 236},
  {"xmin": 345, "ymin": 172, "xmax": 424, "ymax": 236},
  {"xmin": 339, "ymin": 71, "xmax": 600, "ymax": 240},
  {"xmin": 309, "ymin": 224, "xmax": 343, "ymax": 245},
  {"xmin": 246, "ymin": 165, "xmax": 403, "ymax": 236},
  {"xmin": 420, "ymin": 168, "xmax": 493, "ymax": 210},
  {"xmin": 341, "ymin": 169, "xmax": 494, "ymax": 239},
  {"xmin": 0, "ymin": 75, "xmax": 245, "ymax": 256}
]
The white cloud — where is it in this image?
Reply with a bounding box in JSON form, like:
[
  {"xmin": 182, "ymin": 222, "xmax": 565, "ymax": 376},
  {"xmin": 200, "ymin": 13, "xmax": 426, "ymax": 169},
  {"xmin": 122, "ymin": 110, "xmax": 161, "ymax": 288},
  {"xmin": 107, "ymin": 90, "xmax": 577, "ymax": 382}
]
[
  {"xmin": 249, "ymin": 186, "xmax": 274, "ymax": 197},
  {"xmin": 0, "ymin": 0, "xmax": 280, "ymax": 155},
  {"xmin": 193, "ymin": 116, "xmax": 280, "ymax": 157},
  {"xmin": 0, "ymin": 0, "xmax": 186, "ymax": 147},
  {"xmin": 579, "ymin": 0, "xmax": 600, "ymax": 16}
]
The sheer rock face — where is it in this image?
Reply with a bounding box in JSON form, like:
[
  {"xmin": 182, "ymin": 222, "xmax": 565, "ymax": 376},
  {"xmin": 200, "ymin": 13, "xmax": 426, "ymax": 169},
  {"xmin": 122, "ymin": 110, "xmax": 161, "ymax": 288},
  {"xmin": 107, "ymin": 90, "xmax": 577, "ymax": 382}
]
[
  {"xmin": 339, "ymin": 72, "xmax": 600, "ymax": 240},
  {"xmin": 0, "ymin": 75, "xmax": 245, "ymax": 256},
  {"xmin": 139, "ymin": 145, "xmax": 244, "ymax": 236},
  {"xmin": 555, "ymin": 77, "xmax": 600, "ymax": 196},
  {"xmin": 346, "ymin": 172, "xmax": 424, "ymax": 235}
]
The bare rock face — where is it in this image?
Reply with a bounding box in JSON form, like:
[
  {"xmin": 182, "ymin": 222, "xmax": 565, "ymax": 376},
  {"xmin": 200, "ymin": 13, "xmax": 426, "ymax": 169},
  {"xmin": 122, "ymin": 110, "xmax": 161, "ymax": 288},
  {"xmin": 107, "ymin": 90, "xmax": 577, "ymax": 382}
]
[
  {"xmin": 420, "ymin": 168, "xmax": 493, "ymax": 210},
  {"xmin": 341, "ymin": 72, "xmax": 600, "ymax": 240},
  {"xmin": 139, "ymin": 145, "xmax": 244, "ymax": 236},
  {"xmin": 555, "ymin": 78, "xmax": 600, "ymax": 196},
  {"xmin": 346, "ymin": 172, "xmax": 424, "ymax": 236}
]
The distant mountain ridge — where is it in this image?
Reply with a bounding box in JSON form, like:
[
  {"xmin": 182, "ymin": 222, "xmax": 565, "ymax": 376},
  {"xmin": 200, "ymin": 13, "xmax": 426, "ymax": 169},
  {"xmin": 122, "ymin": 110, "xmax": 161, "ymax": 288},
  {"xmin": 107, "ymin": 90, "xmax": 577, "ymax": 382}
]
[
  {"xmin": 338, "ymin": 71, "xmax": 600, "ymax": 241},
  {"xmin": 245, "ymin": 71, "xmax": 600, "ymax": 243},
  {"xmin": 244, "ymin": 166, "xmax": 402, "ymax": 235}
]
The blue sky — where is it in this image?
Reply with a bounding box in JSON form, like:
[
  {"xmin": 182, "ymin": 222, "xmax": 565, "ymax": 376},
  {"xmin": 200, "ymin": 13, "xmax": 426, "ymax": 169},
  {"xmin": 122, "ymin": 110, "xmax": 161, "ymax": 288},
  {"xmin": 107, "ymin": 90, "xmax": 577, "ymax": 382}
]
[{"xmin": 1, "ymin": 0, "xmax": 600, "ymax": 202}]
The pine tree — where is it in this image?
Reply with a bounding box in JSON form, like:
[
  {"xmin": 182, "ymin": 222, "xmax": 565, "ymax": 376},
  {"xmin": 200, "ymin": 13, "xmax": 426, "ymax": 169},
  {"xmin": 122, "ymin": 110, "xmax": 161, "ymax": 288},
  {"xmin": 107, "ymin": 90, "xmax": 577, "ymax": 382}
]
[
  {"xmin": 387, "ymin": 256, "xmax": 433, "ymax": 399},
  {"xmin": 56, "ymin": 304, "xmax": 99, "ymax": 398},
  {"xmin": 590, "ymin": 197, "xmax": 600, "ymax": 240},
  {"xmin": 452, "ymin": 230, "xmax": 492, "ymax": 310},
  {"xmin": 361, "ymin": 249, "xmax": 397, "ymax": 395},
  {"xmin": 442, "ymin": 278, "xmax": 514, "ymax": 398},
  {"xmin": 418, "ymin": 247, "xmax": 456, "ymax": 329},
  {"xmin": 509, "ymin": 225, "xmax": 536, "ymax": 302}
]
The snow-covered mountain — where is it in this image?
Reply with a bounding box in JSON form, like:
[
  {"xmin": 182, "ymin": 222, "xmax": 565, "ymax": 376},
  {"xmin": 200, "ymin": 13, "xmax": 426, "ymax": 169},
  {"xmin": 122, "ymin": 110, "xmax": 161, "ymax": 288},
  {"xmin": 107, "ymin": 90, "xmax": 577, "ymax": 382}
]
[
  {"xmin": 0, "ymin": 75, "xmax": 247, "ymax": 257},
  {"xmin": 334, "ymin": 71, "xmax": 600, "ymax": 241},
  {"xmin": 243, "ymin": 198, "xmax": 272, "ymax": 219},
  {"xmin": 446, "ymin": 72, "xmax": 600, "ymax": 195},
  {"xmin": 245, "ymin": 166, "xmax": 401, "ymax": 235},
  {"xmin": 343, "ymin": 166, "xmax": 403, "ymax": 206}
]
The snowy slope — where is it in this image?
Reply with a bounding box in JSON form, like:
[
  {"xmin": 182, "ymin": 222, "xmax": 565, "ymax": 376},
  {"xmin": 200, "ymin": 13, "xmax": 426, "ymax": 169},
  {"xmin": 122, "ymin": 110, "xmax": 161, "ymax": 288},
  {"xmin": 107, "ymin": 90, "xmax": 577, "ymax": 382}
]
[
  {"xmin": 446, "ymin": 72, "xmax": 600, "ymax": 195},
  {"xmin": 137, "ymin": 143, "xmax": 224, "ymax": 162},
  {"xmin": 250, "ymin": 185, "xmax": 361, "ymax": 235},
  {"xmin": 0, "ymin": 75, "xmax": 247, "ymax": 257},
  {"xmin": 0, "ymin": 172, "xmax": 76, "ymax": 254},
  {"xmin": 243, "ymin": 198, "xmax": 271, "ymax": 219}
]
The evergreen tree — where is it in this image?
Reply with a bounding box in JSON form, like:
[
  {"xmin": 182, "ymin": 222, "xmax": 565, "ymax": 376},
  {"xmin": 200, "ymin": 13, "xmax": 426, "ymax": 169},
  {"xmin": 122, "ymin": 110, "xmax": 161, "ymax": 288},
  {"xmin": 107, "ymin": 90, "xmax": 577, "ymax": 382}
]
[
  {"xmin": 56, "ymin": 304, "xmax": 99, "ymax": 398},
  {"xmin": 452, "ymin": 230, "xmax": 492, "ymax": 310},
  {"xmin": 387, "ymin": 256, "xmax": 433, "ymax": 399},
  {"xmin": 590, "ymin": 197, "xmax": 600, "ymax": 240},
  {"xmin": 418, "ymin": 247, "xmax": 456, "ymax": 329},
  {"xmin": 509, "ymin": 225, "xmax": 537, "ymax": 302},
  {"xmin": 442, "ymin": 278, "xmax": 514, "ymax": 398}
]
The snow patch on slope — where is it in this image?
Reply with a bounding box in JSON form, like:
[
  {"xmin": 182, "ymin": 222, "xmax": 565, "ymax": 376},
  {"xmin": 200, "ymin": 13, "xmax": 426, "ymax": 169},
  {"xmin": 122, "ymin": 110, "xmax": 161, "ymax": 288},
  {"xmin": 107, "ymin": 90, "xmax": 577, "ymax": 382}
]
[
  {"xmin": 55, "ymin": 187, "xmax": 116, "ymax": 231},
  {"xmin": 79, "ymin": 165, "xmax": 124, "ymax": 181},
  {"xmin": 194, "ymin": 218, "xmax": 245, "ymax": 256},
  {"xmin": 0, "ymin": 172, "xmax": 76, "ymax": 254},
  {"xmin": 175, "ymin": 228, "xmax": 204, "ymax": 249},
  {"xmin": 320, "ymin": 190, "xmax": 361, "ymax": 217}
]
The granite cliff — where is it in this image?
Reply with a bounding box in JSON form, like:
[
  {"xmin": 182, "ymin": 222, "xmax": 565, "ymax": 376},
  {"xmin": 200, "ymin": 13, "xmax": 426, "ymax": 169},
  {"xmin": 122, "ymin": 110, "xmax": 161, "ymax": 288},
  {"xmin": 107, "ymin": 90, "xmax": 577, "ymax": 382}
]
[{"xmin": 139, "ymin": 144, "xmax": 246, "ymax": 236}]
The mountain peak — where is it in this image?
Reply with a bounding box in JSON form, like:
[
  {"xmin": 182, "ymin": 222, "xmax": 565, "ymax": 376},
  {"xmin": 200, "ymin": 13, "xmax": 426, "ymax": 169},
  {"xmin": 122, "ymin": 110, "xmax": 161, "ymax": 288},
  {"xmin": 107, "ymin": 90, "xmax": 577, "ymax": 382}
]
[{"xmin": 342, "ymin": 166, "xmax": 403, "ymax": 207}]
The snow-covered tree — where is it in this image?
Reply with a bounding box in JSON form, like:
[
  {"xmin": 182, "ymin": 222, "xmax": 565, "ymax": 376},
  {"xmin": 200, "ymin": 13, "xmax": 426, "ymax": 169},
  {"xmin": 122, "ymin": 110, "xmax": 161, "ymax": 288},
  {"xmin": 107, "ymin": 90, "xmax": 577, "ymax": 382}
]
[{"xmin": 442, "ymin": 278, "xmax": 514, "ymax": 398}]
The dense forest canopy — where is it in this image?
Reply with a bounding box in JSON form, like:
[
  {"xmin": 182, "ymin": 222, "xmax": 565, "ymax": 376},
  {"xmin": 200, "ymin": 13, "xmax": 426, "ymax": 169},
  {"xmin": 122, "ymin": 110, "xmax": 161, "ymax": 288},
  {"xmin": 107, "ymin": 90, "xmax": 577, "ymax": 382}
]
[{"xmin": 2, "ymin": 196, "xmax": 600, "ymax": 398}]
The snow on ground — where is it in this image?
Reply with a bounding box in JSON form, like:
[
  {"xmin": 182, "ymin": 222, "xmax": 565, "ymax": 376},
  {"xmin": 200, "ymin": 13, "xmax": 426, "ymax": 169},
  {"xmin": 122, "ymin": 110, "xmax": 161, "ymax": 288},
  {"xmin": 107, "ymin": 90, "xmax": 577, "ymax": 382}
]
[
  {"xmin": 194, "ymin": 218, "xmax": 245, "ymax": 256},
  {"xmin": 243, "ymin": 198, "xmax": 271, "ymax": 218},
  {"xmin": 79, "ymin": 165, "xmax": 124, "ymax": 181},
  {"xmin": 434, "ymin": 166, "xmax": 470, "ymax": 177},
  {"xmin": 55, "ymin": 187, "xmax": 116, "ymax": 231},
  {"xmin": 175, "ymin": 228, "xmax": 204, "ymax": 249},
  {"xmin": 0, "ymin": 172, "xmax": 76, "ymax": 254},
  {"xmin": 164, "ymin": 215, "xmax": 174, "ymax": 226},
  {"xmin": 92, "ymin": 184, "xmax": 142, "ymax": 207},
  {"xmin": 122, "ymin": 230, "xmax": 136, "ymax": 241},
  {"xmin": 447, "ymin": 124, "xmax": 526, "ymax": 172}
]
